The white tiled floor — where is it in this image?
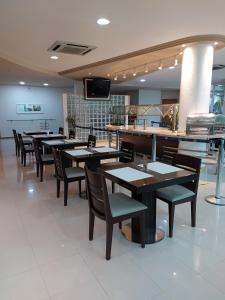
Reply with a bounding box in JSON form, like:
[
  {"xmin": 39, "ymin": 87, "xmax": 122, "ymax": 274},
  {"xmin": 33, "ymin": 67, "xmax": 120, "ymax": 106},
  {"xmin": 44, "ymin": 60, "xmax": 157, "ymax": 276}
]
[{"xmin": 1, "ymin": 139, "xmax": 225, "ymax": 299}]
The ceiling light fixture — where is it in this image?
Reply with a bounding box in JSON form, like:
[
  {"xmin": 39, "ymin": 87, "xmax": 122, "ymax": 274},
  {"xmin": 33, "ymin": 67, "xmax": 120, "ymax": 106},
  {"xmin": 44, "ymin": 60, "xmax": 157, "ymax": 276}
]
[
  {"xmin": 140, "ymin": 79, "xmax": 146, "ymax": 82},
  {"xmin": 133, "ymin": 71, "xmax": 137, "ymax": 76},
  {"xmin": 158, "ymin": 64, "xmax": 163, "ymax": 70},
  {"xmin": 97, "ymin": 18, "xmax": 110, "ymax": 25},
  {"xmin": 107, "ymin": 73, "xmax": 110, "ymax": 77},
  {"xmin": 43, "ymin": 83, "xmax": 49, "ymax": 86},
  {"xmin": 214, "ymin": 42, "xmax": 218, "ymax": 46},
  {"xmin": 114, "ymin": 75, "xmax": 118, "ymax": 81},
  {"xmin": 50, "ymin": 55, "xmax": 59, "ymax": 60},
  {"xmin": 19, "ymin": 81, "xmax": 25, "ymax": 85},
  {"xmin": 182, "ymin": 44, "xmax": 186, "ymax": 48},
  {"xmin": 122, "ymin": 74, "xmax": 127, "ymax": 79},
  {"xmin": 169, "ymin": 66, "xmax": 175, "ymax": 69},
  {"xmin": 144, "ymin": 65, "xmax": 149, "ymax": 73},
  {"xmin": 174, "ymin": 58, "xmax": 178, "ymax": 66}
]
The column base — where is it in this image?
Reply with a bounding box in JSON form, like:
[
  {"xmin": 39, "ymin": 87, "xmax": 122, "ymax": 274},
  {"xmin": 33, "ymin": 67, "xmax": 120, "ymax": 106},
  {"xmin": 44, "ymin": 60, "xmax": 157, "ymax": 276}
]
[
  {"xmin": 121, "ymin": 223, "xmax": 165, "ymax": 244},
  {"xmin": 205, "ymin": 195, "xmax": 225, "ymax": 206}
]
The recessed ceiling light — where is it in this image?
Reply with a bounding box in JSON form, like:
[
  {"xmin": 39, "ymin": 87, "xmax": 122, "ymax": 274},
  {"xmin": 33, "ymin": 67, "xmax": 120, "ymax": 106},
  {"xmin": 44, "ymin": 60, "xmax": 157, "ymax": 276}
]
[
  {"xmin": 140, "ymin": 79, "xmax": 146, "ymax": 82},
  {"xmin": 214, "ymin": 42, "xmax": 218, "ymax": 46},
  {"xmin": 50, "ymin": 55, "xmax": 59, "ymax": 60},
  {"xmin": 182, "ymin": 44, "xmax": 186, "ymax": 48},
  {"xmin": 43, "ymin": 83, "xmax": 49, "ymax": 86},
  {"xmin": 97, "ymin": 18, "xmax": 110, "ymax": 25},
  {"xmin": 19, "ymin": 81, "xmax": 25, "ymax": 85}
]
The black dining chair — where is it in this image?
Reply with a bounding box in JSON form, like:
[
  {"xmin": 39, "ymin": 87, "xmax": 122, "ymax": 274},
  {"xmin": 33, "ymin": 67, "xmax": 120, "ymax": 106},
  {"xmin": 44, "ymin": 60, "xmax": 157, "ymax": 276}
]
[
  {"xmin": 12, "ymin": 129, "xmax": 32, "ymax": 157},
  {"xmin": 33, "ymin": 139, "xmax": 54, "ymax": 182},
  {"xmin": 85, "ymin": 166, "xmax": 147, "ymax": 260},
  {"xmin": 58, "ymin": 127, "xmax": 64, "ymax": 135},
  {"xmin": 53, "ymin": 149, "xmax": 86, "ymax": 206},
  {"xmin": 88, "ymin": 135, "xmax": 96, "ymax": 148},
  {"xmin": 156, "ymin": 153, "xmax": 201, "ymax": 237},
  {"xmin": 100, "ymin": 141, "xmax": 135, "ymax": 192},
  {"xmin": 17, "ymin": 133, "xmax": 34, "ymax": 166},
  {"xmin": 69, "ymin": 129, "xmax": 76, "ymax": 139}
]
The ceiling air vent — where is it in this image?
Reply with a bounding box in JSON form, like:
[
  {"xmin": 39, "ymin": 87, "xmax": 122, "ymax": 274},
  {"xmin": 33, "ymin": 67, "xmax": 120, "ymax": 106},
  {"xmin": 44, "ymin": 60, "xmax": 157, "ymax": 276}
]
[
  {"xmin": 213, "ymin": 64, "xmax": 225, "ymax": 71},
  {"xmin": 48, "ymin": 41, "xmax": 97, "ymax": 56}
]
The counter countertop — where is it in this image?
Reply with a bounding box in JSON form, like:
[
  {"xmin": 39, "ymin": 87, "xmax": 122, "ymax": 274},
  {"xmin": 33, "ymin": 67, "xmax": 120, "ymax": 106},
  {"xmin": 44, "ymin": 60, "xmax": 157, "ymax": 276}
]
[{"xmin": 105, "ymin": 125, "xmax": 225, "ymax": 140}]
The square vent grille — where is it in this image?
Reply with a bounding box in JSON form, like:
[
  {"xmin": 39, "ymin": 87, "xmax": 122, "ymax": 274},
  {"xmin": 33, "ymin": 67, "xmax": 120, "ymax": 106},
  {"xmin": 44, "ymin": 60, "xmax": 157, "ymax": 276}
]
[{"xmin": 48, "ymin": 41, "xmax": 97, "ymax": 56}]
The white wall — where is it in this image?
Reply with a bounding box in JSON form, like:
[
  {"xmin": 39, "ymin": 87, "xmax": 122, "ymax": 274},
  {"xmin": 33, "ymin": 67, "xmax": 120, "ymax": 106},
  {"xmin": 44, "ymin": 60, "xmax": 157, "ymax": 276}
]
[
  {"xmin": 138, "ymin": 89, "xmax": 161, "ymax": 124},
  {"xmin": 138, "ymin": 89, "xmax": 161, "ymax": 105},
  {"xmin": 0, "ymin": 85, "xmax": 72, "ymax": 137},
  {"xmin": 161, "ymin": 89, "xmax": 180, "ymax": 100}
]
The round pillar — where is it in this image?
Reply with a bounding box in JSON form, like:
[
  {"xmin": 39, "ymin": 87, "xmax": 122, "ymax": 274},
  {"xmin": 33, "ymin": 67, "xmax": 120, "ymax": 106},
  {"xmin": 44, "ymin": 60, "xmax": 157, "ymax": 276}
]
[{"xmin": 178, "ymin": 43, "xmax": 214, "ymax": 132}]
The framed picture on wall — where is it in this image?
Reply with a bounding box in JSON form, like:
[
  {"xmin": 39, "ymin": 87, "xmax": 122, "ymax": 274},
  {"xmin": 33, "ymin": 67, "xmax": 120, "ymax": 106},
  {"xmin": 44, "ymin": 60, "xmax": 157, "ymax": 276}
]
[{"xmin": 16, "ymin": 104, "xmax": 44, "ymax": 114}]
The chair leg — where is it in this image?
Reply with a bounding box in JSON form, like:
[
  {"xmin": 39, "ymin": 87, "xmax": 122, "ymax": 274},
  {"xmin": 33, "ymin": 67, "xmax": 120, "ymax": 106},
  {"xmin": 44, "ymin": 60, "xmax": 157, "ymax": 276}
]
[
  {"xmin": 40, "ymin": 164, "xmax": 43, "ymax": 182},
  {"xmin": 36, "ymin": 163, "xmax": 39, "ymax": 177},
  {"xmin": 89, "ymin": 211, "xmax": 95, "ymax": 240},
  {"xmin": 78, "ymin": 180, "xmax": 81, "ymax": 197},
  {"xmin": 64, "ymin": 182, "xmax": 68, "ymax": 206},
  {"xmin": 57, "ymin": 179, "xmax": 60, "ymax": 198},
  {"xmin": 168, "ymin": 204, "xmax": 175, "ymax": 238},
  {"xmin": 106, "ymin": 223, "xmax": 113, "ymax": 260},
  {"xmin": 118, "ymin": 222, "xmax": 122, "ymax": 229},
  {"xmin": 21, "ymin": 152, "xmax": 23, "ymax": 164},
  {"xmin": 112, "ymin": 182, "xmax": 115, "ymax": 193},
  {"xmin": 23, "ymin": 154, "xmax": 26, "ymax": 167},
  {"xmin": 191, "ymin": 199, "xmax": 196, "ymax": 227},
  {"xmin": 140, "ymin": 213, "xmax": 145, "ymax": 248}
]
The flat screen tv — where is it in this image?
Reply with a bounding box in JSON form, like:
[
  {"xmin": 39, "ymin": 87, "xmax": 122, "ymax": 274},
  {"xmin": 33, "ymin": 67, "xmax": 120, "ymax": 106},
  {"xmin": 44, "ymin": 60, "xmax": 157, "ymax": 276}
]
[{"xmin": 83, "ymin": 77, "xmax": 111, "ymax": 100}]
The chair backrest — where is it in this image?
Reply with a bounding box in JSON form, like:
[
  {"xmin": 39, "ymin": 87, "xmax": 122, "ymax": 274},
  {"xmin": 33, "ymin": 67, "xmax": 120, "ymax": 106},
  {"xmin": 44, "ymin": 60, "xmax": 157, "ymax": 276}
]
[
  {"xmin": 85, "ymin": 166, "xmax": 111, "ymax": 220},
  {"xmin": 17, "ymin": 133, "xmax": 25, "ymax": 151},
  {"xmin": 12, "ymin": 129, "xmax": 19, "ymax": 146},
  {"xmin": 173, "ymin": 153, "xmax": 201, "ymax": 193},
  {"xmin": 88, "ymin": 135, "xmax": 96, "ymax": 148},
  {"xmin": 52, "ymin": 149, "xmax": 66, "ymax": 179},
  {"xmin": 119, "ymin": 141, "xmax": 135, "ymax": 163},
  {"xmin": 58, "ymin": 127, "xmax": 64, "ymax": 135},
  {"xmin": 69, "ymin": 129, "xmax": 75, "ymax": 139},
  {"xmin": 33, "ymin": 139, "xmax": 42, "ymax": 162}
]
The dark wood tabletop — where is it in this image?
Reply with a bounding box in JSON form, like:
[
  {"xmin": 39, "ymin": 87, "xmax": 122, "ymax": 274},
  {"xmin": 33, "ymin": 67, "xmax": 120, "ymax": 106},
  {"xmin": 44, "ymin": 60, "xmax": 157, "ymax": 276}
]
[
  {"xmin": 23, "ymin": 130, "xmax": 53, "ymax": 135},
  {"xmin": 63, "ymin": 147, "xmax": 123, "ymax": 165},
  {"xmin": 31, "ymin": 134, "xmax": 66, "ymax": 140},
  {"xmin": 42, "ymin": 139, "xmax": 88, "ymax": 149}
]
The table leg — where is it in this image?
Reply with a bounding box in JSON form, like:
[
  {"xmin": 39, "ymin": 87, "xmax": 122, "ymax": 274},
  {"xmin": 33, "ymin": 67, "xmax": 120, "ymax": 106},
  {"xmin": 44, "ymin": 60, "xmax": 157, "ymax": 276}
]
[
  {"xmin": 151, "ymin": 134, "xmax": 157, "ymax": 162},
  {"xmin": 205, "ymin": 139, "xmax": 225, "ymax": 205},
  {"xmin": 122, "ymin": 190, "xmax": 164, "ymax": 244}
]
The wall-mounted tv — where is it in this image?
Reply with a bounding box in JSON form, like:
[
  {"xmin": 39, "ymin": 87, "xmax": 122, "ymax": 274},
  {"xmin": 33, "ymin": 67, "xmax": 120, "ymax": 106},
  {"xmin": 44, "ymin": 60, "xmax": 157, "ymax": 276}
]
[{"xmin": 83, "ymin": 77, "xmax": 111, "ymax": 100}]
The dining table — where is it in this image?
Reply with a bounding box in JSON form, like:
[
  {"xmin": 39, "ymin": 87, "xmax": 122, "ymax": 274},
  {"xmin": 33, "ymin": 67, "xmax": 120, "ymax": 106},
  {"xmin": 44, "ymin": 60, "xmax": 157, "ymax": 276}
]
[
  {"xmin": 23, "ymin": 130, "xmax": 53, "ymax": 135},
  {"xmin": 99, "ymin": 161, "xmax": 198, "ymax": 244},
  {"xmin": 63, "ymin": 146, "xmax": 124, "ymax": 170},
  {"xmin": 42, "ymin": 138, "xmax": 88, "ymax": 150}
]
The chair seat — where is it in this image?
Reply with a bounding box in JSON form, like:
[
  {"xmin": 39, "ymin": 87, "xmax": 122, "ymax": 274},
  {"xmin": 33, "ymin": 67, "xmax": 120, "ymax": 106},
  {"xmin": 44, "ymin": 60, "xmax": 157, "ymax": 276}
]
[
  {"xmin": 100, "ymin": 161, "xmax": 125, "ymax": 170},
  {"xmin": 41, "ymin": 154, "xmax": 54, "ymax": 162},
  {"xmin": 24, "ymin": 145, "xmax": 34, "ymax": 151},
  {"xmin": 156, "ymin": 185, "xmax": 195, "ymax": 202},
  {"xmin": 109, "ymin": 193, "xmax": 147, "ymax": 218},
  {"xmin": 23, "ymin": 138, "xmax": 32, "ymax": 144},
  {"xmin": 65, "ymin": 167, "xmax": 85, "ymax": 179}
]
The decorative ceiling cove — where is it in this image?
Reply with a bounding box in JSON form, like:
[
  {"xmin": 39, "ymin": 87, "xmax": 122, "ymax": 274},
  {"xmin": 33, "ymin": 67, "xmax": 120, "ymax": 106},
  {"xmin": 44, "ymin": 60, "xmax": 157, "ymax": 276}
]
[{"xmin": 59, "ymin": 35, "xmax": 225, "ymax": 83}]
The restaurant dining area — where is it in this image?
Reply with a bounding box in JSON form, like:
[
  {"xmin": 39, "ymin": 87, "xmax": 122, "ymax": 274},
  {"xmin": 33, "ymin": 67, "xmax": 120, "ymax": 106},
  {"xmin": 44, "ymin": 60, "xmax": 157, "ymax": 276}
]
[{"xmin": 1, "ymin": 1, "xmax": 225, "ymax": 299}]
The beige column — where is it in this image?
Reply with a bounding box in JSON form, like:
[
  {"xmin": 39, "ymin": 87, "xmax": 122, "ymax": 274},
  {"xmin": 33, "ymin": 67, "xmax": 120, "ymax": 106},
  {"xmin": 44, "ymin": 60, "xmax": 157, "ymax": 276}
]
[{"xmin": 179, "ymin": 43, "xmax": 214, "ymax": 132}]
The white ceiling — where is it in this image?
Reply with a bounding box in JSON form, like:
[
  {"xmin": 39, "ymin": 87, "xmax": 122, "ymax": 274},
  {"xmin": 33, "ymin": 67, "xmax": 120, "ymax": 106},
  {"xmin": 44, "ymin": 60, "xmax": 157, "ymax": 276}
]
[
  {"xmin": 0, "ymin": 58, "xmax": 73, "ymax": 87},
  {"xmin": 1, "ymin": 0, "xmax": 225, "ymax": 87}
]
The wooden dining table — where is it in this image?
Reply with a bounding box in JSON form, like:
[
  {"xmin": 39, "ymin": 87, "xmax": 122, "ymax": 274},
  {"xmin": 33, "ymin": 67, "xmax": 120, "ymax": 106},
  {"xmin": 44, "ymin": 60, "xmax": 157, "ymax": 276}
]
[
  {"xmin": 42, "ymin": 138, "xmax": 88, "ymax": 150},
  {"xmin": 63, "ymin": 147, "xmax": 124, "ymax": 169},
  {"xmin": 99, "ymin": 162, "xmax": 198, "ymax": 244}
]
